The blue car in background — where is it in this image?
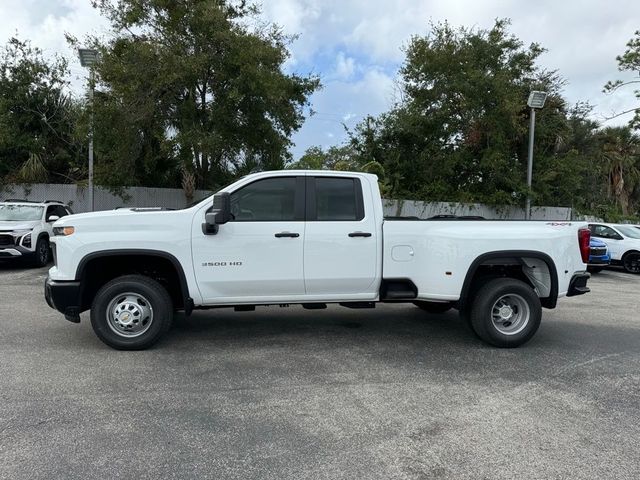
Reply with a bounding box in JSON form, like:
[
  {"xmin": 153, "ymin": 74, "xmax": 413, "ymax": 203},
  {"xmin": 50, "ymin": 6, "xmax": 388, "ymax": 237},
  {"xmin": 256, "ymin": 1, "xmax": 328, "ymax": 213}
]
[{"xmin": 587, "ymin": 237, "xmax": 610, "ymax": 273}]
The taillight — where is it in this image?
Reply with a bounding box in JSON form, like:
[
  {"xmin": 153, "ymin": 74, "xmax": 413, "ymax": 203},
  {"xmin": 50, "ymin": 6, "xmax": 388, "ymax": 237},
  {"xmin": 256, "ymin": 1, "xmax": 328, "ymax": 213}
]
[{"xmin": 578, "ymin": 228, "xmax": 590, "ymax": 264}]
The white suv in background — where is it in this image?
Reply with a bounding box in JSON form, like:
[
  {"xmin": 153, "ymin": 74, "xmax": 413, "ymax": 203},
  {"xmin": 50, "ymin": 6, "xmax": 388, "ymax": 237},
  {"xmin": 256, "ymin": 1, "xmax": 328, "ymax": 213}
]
[
  {"xmin": 0, "ymin": 200, "xmax": 73, "ymax": 267},
  {"xmin": 588, "ymin": 223, "xmax": 640, "ymax": 274}
]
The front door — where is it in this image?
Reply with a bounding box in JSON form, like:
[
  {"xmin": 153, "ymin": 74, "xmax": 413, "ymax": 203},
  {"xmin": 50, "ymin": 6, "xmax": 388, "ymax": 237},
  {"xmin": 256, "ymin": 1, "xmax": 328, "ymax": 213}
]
[{"xmin": 192, "ymin": 176, "xmax": 306, "ymax": 304}]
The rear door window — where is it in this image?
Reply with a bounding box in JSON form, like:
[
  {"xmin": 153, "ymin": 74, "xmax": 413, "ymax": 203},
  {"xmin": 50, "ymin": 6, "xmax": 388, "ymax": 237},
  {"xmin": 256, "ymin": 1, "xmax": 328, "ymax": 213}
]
[{"xmin": 308, "ymin": 177, "xmax": 364, "ymax": 221}]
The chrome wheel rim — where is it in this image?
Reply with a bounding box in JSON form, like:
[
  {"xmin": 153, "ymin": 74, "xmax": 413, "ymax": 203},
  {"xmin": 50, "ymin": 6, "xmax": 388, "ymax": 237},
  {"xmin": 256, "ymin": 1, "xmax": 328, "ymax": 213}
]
[
  {"xmin": 491, "ymin": 294, "xmax": 530, "ymax": 335},
  {"xmin": 106, "ymin": 292, "xmax": 154, "ymax": 338},
  {"xmin": 624, "ymin": 254, "xmax": 640, "ymax": 273}
]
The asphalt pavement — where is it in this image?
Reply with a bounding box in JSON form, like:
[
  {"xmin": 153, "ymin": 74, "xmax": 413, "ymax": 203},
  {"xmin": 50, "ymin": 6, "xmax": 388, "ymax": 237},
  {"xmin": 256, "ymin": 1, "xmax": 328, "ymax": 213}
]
[{"xmin": 1, "ymin": 262, "xmax": 639, "ymax": 479}]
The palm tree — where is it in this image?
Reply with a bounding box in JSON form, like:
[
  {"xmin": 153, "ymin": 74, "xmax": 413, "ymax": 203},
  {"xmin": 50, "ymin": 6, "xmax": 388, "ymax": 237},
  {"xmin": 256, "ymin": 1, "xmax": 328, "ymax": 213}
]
[{"xmin": 600, "ymin": 127, "xmax": 640, "ymax": 215}]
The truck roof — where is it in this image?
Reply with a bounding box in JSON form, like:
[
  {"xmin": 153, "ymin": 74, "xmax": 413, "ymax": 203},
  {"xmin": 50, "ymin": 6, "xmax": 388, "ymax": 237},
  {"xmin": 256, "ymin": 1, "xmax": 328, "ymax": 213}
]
[
  {"xmin": 1, "ymin": 199, "xmax": 67, "ymax": 206},
  {"xmin": 238, "ymin": 169, "xmax": 379, "ymax": 183}
]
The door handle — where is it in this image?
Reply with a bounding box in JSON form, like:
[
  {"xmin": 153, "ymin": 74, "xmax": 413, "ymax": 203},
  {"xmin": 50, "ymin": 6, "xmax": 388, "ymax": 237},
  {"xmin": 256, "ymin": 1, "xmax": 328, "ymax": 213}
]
[
  {"xmin": 275, "ymin": 232, "xmax": 300, "ymax": 238},
  {"xmin": 348, "ymin": 232, "xmax": 372, "ymax": 237}
]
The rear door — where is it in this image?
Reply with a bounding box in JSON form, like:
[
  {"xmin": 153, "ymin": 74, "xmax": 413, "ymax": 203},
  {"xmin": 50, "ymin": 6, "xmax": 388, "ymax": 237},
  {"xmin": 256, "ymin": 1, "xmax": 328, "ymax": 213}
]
[
  {"xmin": 303, "ymin": 175, "xmax": 378, "ymax": 296},
  {"xmin": 192, "ymin": 176, "xmax": 306, "ymax": 303}
]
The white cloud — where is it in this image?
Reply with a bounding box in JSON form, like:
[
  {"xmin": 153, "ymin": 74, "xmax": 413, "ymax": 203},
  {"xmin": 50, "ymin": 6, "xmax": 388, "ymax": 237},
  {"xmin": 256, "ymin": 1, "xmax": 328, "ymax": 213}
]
[{"xmin": 333, "ymin": 52, "xmax": 355, "ymax": 80}]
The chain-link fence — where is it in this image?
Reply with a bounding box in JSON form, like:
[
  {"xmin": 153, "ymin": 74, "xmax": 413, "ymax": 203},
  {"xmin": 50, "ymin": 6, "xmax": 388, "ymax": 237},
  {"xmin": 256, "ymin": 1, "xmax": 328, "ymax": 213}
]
[{"xmin": 1, "ymin": 182, "xmax": 590, "ymax": 220}]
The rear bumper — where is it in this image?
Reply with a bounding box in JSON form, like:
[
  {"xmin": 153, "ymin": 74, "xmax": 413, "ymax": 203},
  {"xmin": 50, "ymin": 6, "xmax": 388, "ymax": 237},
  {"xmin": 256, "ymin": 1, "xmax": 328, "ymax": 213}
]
[
  {"xmin": 566, "ymin": 272, "xmax": 590, "ymax": 297},
  {"xmin": 44, "ymin": 276, "xmax": 82, "ymax": 323}
]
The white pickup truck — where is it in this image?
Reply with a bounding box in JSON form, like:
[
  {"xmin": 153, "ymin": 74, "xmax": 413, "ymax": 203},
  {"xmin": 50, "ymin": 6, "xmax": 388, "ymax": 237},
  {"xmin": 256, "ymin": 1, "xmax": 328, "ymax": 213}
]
[{"xmin": 45, "ymin": 170, "xmax": 591, "ymax": 350}]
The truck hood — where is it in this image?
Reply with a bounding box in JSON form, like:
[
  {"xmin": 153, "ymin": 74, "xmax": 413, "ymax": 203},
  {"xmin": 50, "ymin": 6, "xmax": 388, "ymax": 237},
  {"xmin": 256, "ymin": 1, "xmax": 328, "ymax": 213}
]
[
  {"xmin": 0, "ymin": 220, "xmax": 40, "ymax": 231},
  {"xmin": 52, "ymin": 207, "xmax": 194, "ymax": 231}
]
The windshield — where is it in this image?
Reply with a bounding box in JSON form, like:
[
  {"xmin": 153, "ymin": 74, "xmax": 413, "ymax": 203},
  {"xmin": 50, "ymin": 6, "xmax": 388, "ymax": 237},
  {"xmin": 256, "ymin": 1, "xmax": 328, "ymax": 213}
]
[
  {"xmin": 617, "ymin": 226, "xmax": 640, "ymax": 239},
  {"xmin": 0, "ymin": 204, "xmax": 44, "ymax": 221}
]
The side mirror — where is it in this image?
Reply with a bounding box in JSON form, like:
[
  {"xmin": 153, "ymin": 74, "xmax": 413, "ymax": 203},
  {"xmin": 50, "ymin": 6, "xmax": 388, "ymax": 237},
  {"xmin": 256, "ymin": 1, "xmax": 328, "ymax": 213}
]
[
  {"xmin": 47, "ymin": 215, "xmax": 60, "ymax": 222},
  {"xmin": 202, "ymin": 192, "xmax": 231, "ymax": 235}
]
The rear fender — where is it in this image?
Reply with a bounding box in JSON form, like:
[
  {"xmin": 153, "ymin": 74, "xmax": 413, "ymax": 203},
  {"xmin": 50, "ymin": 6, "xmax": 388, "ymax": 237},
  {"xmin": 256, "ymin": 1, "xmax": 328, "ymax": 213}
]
[{"xmin": 459, "ymin": 250, "xmax": 559, "ymax": 309}]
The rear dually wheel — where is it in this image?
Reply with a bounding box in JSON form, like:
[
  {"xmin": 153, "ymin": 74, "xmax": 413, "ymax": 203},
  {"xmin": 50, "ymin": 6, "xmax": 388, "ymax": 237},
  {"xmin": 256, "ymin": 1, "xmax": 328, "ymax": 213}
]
[{"xmin": 469, "ymin": 278, "xmax": 542, "ymax": 348}]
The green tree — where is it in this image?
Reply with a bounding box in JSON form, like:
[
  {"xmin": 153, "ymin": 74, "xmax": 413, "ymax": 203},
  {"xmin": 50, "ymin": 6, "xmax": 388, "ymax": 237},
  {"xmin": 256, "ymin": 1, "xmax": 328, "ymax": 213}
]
[
  {"xmin": 81, "ymin": 0, "xmax": 319, "ymax": 189},
  {"xmin": 598, "ymin": 126, "xmax": 640, "ymax": 216},
  {"xmin": 0, "ymin": 38, "xmax": 82, "ymax": 184},
  {"xmin": 288, "ymin": 144, "xmax": 357, "ymax": 170},
  {"xmin": 535, "ymin": 103, "xmax": 603, "ymax": 212},
  {"xmin": 346, "ymin": 20, "xmax": 577, "ymax": 207}
]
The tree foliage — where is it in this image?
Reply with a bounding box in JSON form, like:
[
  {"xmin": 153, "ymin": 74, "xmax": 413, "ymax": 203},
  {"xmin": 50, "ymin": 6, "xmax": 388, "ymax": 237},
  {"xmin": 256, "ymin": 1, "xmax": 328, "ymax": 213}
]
[
  {"xmin": 0, "ymin": 38, "xmax": 82, "ymax": 184},
  {"xmin": 354, "ymin": 20, "xmax": 565, "ymax": 205},
  {"xmin": 81, "ymin": 0, "xmax": 319, "ymax": 189},
  {"xmin": 292, "ymin": 20, "xmax": 640, "ymax": 220}
]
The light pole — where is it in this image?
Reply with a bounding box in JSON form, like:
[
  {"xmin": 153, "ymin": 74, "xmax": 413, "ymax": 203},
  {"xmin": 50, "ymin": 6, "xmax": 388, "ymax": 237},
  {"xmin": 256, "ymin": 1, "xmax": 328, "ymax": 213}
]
[
  {"xmin": 525, "ymin": 90, "xmax": 547, "ymax": 220},
  {"xmin": 78, "ymin": 48, "xmax": 99, "ymax": 212}
]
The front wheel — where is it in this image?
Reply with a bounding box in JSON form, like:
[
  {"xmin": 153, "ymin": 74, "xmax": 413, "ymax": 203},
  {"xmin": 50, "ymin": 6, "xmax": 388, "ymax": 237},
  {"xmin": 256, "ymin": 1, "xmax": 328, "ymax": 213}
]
[
  {"xmin": 469, "ymin": 278, "xmax": 542, "ymax": 348},
  {"xmin": 90, "ymin": 275, "xmax": 173, "ymax": 350},
  {"xmin": 32, "ymin": 236, "xmax": 50, "ymax": 267},
  {"xmin": 622, "ymin": 252, "xmax": 640, "ymax": 274}
]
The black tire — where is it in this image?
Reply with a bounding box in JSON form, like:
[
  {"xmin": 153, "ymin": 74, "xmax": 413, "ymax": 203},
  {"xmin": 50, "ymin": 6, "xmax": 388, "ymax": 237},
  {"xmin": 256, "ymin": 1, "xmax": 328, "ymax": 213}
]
[
  {"xmin": 469, "ymin": 278, "xmax": 541, "ymax": 348},
  {"xmin": 622, "ymin": 252, "xmax": 640, "ymax": 274},
  {"xmin": 458, "ymin": 274, "xmax": 502, "ymax": 327},
  {"xmin": 587, "ymin": 266, "xmax": 604, "ymax": 274},
  {"xmin": 32, "ymin": 236, "xmax": 50, "ymax": 267},
  {"xmin": 90, "ymin": 275, "xmax": 173, "ymax": 350},
  {"xmin": 413, "ymin": 301, "xmax": 452, "ymax": 314}
]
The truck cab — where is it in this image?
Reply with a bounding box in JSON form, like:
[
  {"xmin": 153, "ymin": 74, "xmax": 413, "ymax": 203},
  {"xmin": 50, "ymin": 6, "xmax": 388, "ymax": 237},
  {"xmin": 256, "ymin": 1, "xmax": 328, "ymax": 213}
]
[{"xmin": 193, "ymin": 172, "xmax": 383, "ymax": 304}]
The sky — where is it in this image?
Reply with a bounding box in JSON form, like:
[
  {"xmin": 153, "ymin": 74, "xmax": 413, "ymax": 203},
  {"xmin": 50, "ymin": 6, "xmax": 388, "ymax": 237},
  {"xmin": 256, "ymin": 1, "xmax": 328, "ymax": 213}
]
[{"xmin": 1, "ymin": 0, "xmax": 639, "ymax": 159}]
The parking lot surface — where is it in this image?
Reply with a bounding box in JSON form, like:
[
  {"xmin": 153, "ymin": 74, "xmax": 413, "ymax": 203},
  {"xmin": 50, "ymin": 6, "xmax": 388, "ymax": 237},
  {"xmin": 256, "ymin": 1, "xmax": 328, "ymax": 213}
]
[{"xmin": 1, "ymin": 263, "xmax": 639, "ymax": 479}]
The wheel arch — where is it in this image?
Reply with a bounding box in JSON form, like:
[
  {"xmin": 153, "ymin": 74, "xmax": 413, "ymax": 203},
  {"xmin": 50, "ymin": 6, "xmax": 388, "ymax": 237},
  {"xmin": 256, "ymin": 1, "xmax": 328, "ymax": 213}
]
[
  {"xmin": 621, "ymin": 249, "xmax": 640, "ymax": 259},
  {"xmin": 75, "ymin": 249, "xmax": 193, "ymax": 314},
  {"xmin": 621, "ymin": 249, "xmax": 640, "ymax": 273},
  {"xmin": 459, "ymin": 250, "xmax": 559, "ymax": 310}
]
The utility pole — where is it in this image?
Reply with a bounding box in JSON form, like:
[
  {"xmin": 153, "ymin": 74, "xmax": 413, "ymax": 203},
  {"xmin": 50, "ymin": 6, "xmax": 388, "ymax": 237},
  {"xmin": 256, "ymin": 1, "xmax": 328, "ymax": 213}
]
[
  {"xmin": 78, "ymin": 48, "xmax": 99, "ymax": 212},
  {"xmin": 525, "ymin": 91, "xmax": 548, "ymax": 220}
]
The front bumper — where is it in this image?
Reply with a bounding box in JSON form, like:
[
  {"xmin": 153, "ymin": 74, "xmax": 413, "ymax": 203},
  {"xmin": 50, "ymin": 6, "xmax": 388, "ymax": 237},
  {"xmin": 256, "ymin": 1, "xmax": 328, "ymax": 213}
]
[
  {"xmin": 566, "ymin": 272, "xmax": 590, "ymax": 297},
  {"xmin": 0, "ymin": 245, "xmax": 33, "ymax": 258},
  {"xmin": 588, "ymin": 254, "xmax": 610, "ymax": 266},
  {"xmin": 44, "ymin": 276, "xmax": 82, "ymax": 323}
]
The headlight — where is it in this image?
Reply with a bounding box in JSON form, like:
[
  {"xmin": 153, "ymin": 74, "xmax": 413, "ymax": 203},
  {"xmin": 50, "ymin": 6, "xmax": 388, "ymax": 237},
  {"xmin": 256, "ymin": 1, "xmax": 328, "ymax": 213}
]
[
  {"xmin": 53, "ymin": 226, "xmax": 75, "ymax": 236},
  {"xmin": 10, "ymin": 229, "xmax": 32, "ymax": 247},
  {"xmin": 21, "ymin": 233, "xmax": 31, "ymax": 248}
]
